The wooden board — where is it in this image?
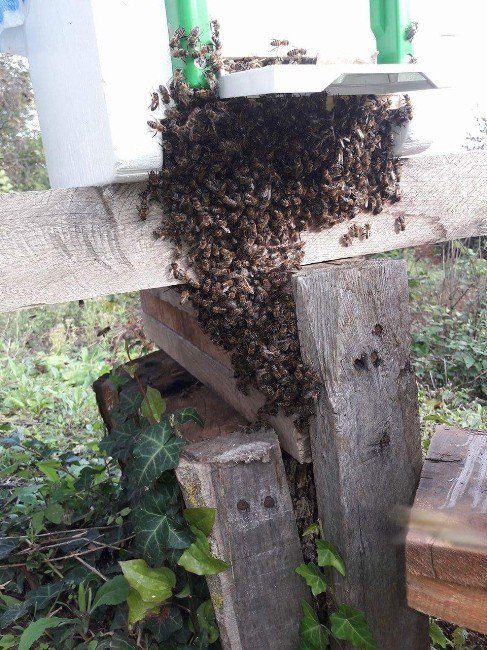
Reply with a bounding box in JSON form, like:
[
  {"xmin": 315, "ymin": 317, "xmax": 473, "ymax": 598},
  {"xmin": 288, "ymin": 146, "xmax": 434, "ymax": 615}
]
[
  {"xmin": 92, "ymin": 349, "xmax": 247, "ymax": 443},
  {"xmin": 176, "ymin": 429, "xmax": 310, "ymax": 650},
  {"xmin": 406, "ymin": 425, "xmax": 487, "ymax": 634},
  {"xmin": 293, "ymin": 260, "xmax": 429, "ymax": 649},
  {"xmin": 141, "ymin": 304, "xmax": 311, "ymax": 462},
  {"xmin": 1, "ymin": 151, "xmax": 486, "ymax": 312}
]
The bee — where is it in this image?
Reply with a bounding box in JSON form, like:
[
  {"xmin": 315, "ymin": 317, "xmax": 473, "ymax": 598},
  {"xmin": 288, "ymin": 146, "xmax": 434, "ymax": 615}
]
[
  {"xmin": 287, "ymin": 48, "xmax": 307, "ymax": 59},
  {"xmin": 158, "ymin": 84, "xmax": 171, "ymax": 105},
  {"xmin": 395, "ymin": 215, "xmax": 406, "ymax": 232},
  {"xmin": 147, "ymin": 119, "xmax": 165, "ymax": 133},
  {"xmin": 348, "ymin": 223, "xmax": 361, "ymax": 238},
  {"xmin": 171, "ymin": 48, "xmax": 187, "ymax": 60},
  {"xmin": 149, "ymin": 92, "xmax": 159, "ymax": 111},
  {"xmin": 169, "ymin": 26, "xmax": 185, "ymax": 49},
  {"xmin": 340, "ymin": 233, "xmax": 353, "ymax": 247},
  {"xmin": 137, "ymin": 201, "xmax": 149, "ymax": 221},
  {"xmin": 405, "ymin": 21, "xmax": 418, "ymax": 42},
  {"xmin": 180, "ymin": 289, "xmax": 190, "ymax": 304},
  {"xmin": 210, "ymin": 19, "xmax": 221, "ymax": 49},
  {"xmin": 187, "ymin": 26, "xmax": 200, "ymax": 47},
  {"xmin": 408, "ymin": 54, "xmax": 418, "ymax": 64},
  {"xmin": 364, "ymin": 222, "xmax": 371, "ymax": 239},
  {"xmin": 270, "ymin": 39, "xmax": 289, "ymax": 48},
  {"xmin": 192, "ymin": 44, "xmax": 211, "ymax": 58}
]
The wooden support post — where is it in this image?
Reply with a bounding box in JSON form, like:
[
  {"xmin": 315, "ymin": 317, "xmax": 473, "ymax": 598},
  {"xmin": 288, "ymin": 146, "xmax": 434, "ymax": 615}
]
[
  {"xmin": 293, "ymin": 260, "xmax": 429, "ymax": 649},
  {"xmin": 176, "ymin": 429, "xmax": 310, "ymax": 650}
]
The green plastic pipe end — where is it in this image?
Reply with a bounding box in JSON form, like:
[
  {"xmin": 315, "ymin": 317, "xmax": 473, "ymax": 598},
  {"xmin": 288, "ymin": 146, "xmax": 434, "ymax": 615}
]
[
  {"xmin": 164, "ymin": 0, "xmax": 213, "ymax": 88},
  {"xmin": 369, "ymin": 0, "xmax": 414, "ymax": 64}
]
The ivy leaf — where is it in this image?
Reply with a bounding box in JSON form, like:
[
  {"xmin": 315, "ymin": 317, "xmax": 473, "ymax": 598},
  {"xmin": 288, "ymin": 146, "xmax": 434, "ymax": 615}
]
[
  {"xmin": 142, "ymin": 606, "xmax": 183, "ymax": 643},
  {"xmin": 126, "ymin": 589, "xmax": 159, "ymax": 628},
  {"xmin": 302, "ymin": 523, "xmax": 320, "ymax": 537},
  {"xmin": 315, "ymin": 540, "xmax": 346, "ymax": 576},
  {"xmin": 133, "ymin": 420, "xmax": 185, "ymax": 487},
  {"xmin": 90, "ymin": 575, "xmax": 131, "ymax": 611},
  {"xmin": 119, "ymin": 559, "xmax": 176, "ymax": 604},
  {"xmin": 134, "ymin": 489, "xmax": 195, "ymax": 564},
  {"xmin": 18, "ymin": 617, "xmax": 71, "ymax": 650},
  {"xmin": 429, "ymin": 621, "xmax": 453, "ymax": 648},
  {"xmin": 44, "ymin": 502, "xmax": 64, "ymax": 525},
  {"xmin": 330, "ymin": 605, "xmax": 377, "ymax": 650},
  {"xmin": 197, "ymin": 599, "xmax": 219, "ymax": 644},
  {"xmin": 26, "ymin": 582, "xmax": 66, "ymax": 609},
  {"xmin": 141, "ymin": 386, "xmax": 166, "ymax": 423},
  {"xmin": 451, "ymin": 627, "xmax": 468, "ymax": 650},
  {"xmin": 174, "ymin": 407, "xmax": 204, "ymax": 428},
  {"xmin": 100, "ymin": 420, "xmax": 140, "ymax": 463},
  {"xmin": 177, "ymin": 528, "xmax": 229, "ymax": 576},
  {"xmin": 183, "ymin": 508, "xmax": 216, "ymax": 536},
  {"xmin": 111, "ymin": 390, "xmax": 143, "ymax": 422},
  {"xmin": 299, "ymin": 601, "xmax": 329, "ymax": 649},
  {"xmin": 295, "ymin": 563, "xmax": 327, "ymax": 596},
  {"xmin": 0, "ymin": 538, "xmax": 19, "ymax": 560},
  {"xmin": 193, "ymin": 629, "xmax": 210, "ymax": 649},
  {"xmin": 0, "ymin": 602, "xmax": 31, "ymax": 629}
]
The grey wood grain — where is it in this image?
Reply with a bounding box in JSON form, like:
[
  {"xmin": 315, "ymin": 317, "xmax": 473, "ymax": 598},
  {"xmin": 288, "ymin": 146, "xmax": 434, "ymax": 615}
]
[
  {"xmin": 293, "ymin": 260, "xmax": 429, "ymax": 650},
  {"xmin": 1, "ymin": 151, "xmax": 486, "ymax": 312},
  {"xmin": 176, "ymin": 429, "xmax": 310, "ymax": 650}
]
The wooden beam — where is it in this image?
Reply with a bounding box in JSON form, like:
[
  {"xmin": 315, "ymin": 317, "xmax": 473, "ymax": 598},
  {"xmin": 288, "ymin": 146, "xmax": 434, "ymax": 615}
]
[
  {"xmin": 293, "ymin": 260, "xmax": 429, "ymax": 649},
  {"xmin": 406, "ymin": 425, "xmax": 487, "ymax": 634},
  {"xmin": 176, "ymin": 429, "xmax": 310, "ymax": 650},
  {"xmin": 1, "ymin": 151, "xmax": 486, "ymax": 312},
  {"xmin": 141, "ymin": 300, "xmax": 311, "ymax": 462}
]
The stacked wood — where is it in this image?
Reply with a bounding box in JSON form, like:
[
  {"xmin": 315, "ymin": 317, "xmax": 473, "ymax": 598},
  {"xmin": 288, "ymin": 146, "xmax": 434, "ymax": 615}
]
[
  {"xmin": 93, "ymin": 350, "xmax": 309, "ymax": 649},
  {"xmin": 293, "ymin": 260, "xmax": 429, "ymax": 649},
  {"xmin": 406, "ymin": 425, "xmax": 487, "ymax": 635},
  {"xmin": 140, "ymin": 288, "xmax": 311, "ymax": 462}
]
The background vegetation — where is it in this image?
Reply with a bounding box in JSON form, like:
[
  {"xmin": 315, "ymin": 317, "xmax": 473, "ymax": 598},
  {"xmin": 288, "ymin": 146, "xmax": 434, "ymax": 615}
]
[{"xmin": 0, "ymin": 54, "xmax": 485, "ymax": 649}]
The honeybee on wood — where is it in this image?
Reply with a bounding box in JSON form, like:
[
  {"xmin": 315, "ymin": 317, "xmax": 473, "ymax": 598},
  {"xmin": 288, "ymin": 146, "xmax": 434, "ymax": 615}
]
[
  {"xmin": 137, "ymin": 200, "xmax": 149, "ymax": 221},
  {"xmin": 405, "ymin": 21, "xmax": 418, "ymax": 42},
  {"xmin": 287, "ymin": 48, "xmax": 307, "ymax": 60},
  {"xmin": 270, "ymin": 39, "xmax": 289, "ymax": 48},
  {"xmin": 170, "ymin": 26, "xmax": 185, "ymax": 49},
  {"xmin": 149, "ymin": 92, "xmax": 160, "ymax": 111},
  {"xmin": 340, "ymin": 232, "xmax": 353, "ymax": 247},
  {"xmin": 147, "ymin": 119, "xmax": 165, "ymax": 133},
  {"xmin": 187, "ymin": 26, "xmax": 200, "ymax": 47},
  {"xmin": 364, "ymin": 222, "xmax": 371, "ymax": 239},
  {"xmin": 395, "ymin": 215, "xmax": 406, "ymax": 232},
  {"xmin": 210, "ymin": 19, "xmax": 221, "ymax": 49}
]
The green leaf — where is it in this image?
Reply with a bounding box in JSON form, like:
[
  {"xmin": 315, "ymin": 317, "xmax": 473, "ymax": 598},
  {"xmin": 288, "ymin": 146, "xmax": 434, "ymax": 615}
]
[
  {"xmin": 177, "ymin": 528, "xmax": 229, "ymax": 576},
  {"xmin": 134, "ymin": 490, "xmax": 195, "ymax": 564},
  {"xmin": 174, "ymin": 407, "xmax": 204, "ymax": 428},
  {"xmin": 0, "ymin": 635, "xmax": 17, "ymax": 650},
  {"xmin": 0, "ymin": 602, "xmax": 31, "ymax": 630},
  {"xmin": 44, "ymin": 502, "xmax": 64, "ymax": 525},
  {"xmin": 141, "ymin": 386, "xmax": 166, "ymax": 422},
  {"xmin": 429, "ymin": 621, "xmax": 452, "ymax": 648},
  {"xmin": 37, "ymin": 460, "xmax": 60, "ymax": 482},
  {"xmin": 330, "ymin": 605, "xmax": 377, "ymax": 650},
  {"xmin": 451, "ymin": 627, "xmax": 468, "ymax": 650},
  {"xmin": 197, "ymin": 600, "xmax": 219, "ymax": 644},
  {"xmin": 100, "ymin": 420, "xmax": 140, "ymax": 463},
  {"xmin": 112, "ymin": 390, "xmax": 143, "ymax": 421},
  {"xmin": 299, "ymin": 601, "xmax": 329, "ymax": 649},
  {"xmin": 30, "ymin": 510, "xmax": 45, "ymax": 534},
  {"xmin": 26, "ymin": 582, "xmax": 66, "ymax": 609},
  {"xmin": 302, "ymin": 523, "xmax": 320, "ymax": 537},
  {"xmin": 126, "ymin": 589, "xmax": 159, "ymax": 628},
  {"xmin": 0, "ymin": 538, "xmax": 18, "ymax": 560},
  {"xmin": 183, "ymin": 508, "xmax": 216, "ymax": 536},
  {"xmin": 133, "ymin": 420, "xmax": 185, "ymax": 487},
  {"xmin": 315, "ymin": 540, "xmax": 346, "ymax": 576},
  {"xmin": 18, "ymin": 617, "xmax": 70, "ymax": 650},
  {"xmin": 90, "ymin": 575, "xmax": 131, "ymax": 611},
  {"xmin": 119, "ymin": 559, "xmax": 175, "ymax": 604},
  {"xmin": 175, "ymin": 583, "xmax": 191, "ymax": 599},
  {"xmin": 295, "ymin": 563, "xmax": 327, "ymax": 596},
  {"xmin": 142, "ymin": 607, "xmax": 183, "ymax": 643}
]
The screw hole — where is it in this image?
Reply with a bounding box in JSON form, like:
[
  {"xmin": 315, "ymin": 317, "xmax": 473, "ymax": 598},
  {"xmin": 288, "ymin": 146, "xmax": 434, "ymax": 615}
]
[
  {"xmin": 370, "ymin": 351, "xmax": 382, "ymax": 367},
  {"xmin": 237, "ymin": 500, "xmax": 250, "ymax": 511},
  {"xmin": 372, "ymin": 324, "xmax": 383, "ymax": 336},
  {"xmin": 353, "ymin": 355, "xmax": 368, "ymax": 371},
  {"xmin": 264, "ymin": 496, "xmax": 275, "ymax": 508}
]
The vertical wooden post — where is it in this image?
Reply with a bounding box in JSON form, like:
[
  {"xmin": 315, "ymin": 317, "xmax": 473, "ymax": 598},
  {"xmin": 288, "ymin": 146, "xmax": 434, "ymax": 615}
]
[
  {"xmin": 293, "ymin": 260, "xmax": 429, "ymax": 649},
  {"xmin": 176, "ymin": 429, "xmax": 311, "ymax": 650}
]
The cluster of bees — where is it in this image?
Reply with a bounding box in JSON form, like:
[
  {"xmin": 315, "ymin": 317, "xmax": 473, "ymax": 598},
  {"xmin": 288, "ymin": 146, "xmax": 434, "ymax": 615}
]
[{"xmin": 142, "ymin": 28, "xmax": 412, "ymax": 428}]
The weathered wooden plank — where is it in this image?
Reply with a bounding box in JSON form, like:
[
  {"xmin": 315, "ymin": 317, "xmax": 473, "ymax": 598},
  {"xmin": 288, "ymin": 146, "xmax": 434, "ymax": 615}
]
[
  {"xmin": 293, "ymin": 260, "xmax": 429, "ymax": 649},
  {"xmin": 405, "ymin": 425, "xmax": 487, "ymax": 634},
  {"xmin": 176, "ymin": 429, "xmax": 310, "ymax": 650},
  {"xmin": 141, "ymin": 308, "xmax": 311, "ymax": 462},
  {"xmin": 92, "ymin": 349, "xmax": 246, "ymax": 443},
  {"xmin": 1, "ymin": 151, "xmax": 486, "ymax": 312}
]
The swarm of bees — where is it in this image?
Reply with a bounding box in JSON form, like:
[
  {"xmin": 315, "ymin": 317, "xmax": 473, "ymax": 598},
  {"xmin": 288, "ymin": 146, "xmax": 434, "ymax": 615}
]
[{"xmin": 141, "ymin": 24, "xmax": 413, "ymax": 428}]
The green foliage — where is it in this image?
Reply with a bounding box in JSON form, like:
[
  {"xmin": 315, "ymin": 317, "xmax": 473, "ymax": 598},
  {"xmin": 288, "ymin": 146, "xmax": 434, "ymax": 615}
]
[
  {"xmin": 0, "ymin": 353, "xmax": 225, "ymax": 648},
  {"xmin": 296, "ymin": 526, "xmax": 376, "ymax": 650},
  {"xmin": 430, "ymin": 621, "xmax": 452, "ymax": 648}
]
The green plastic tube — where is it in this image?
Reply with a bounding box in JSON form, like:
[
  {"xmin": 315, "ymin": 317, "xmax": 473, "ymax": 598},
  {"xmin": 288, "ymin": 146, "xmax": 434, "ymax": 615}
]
[
  {"xmin": 369, "ymin": 0, "xmax": 413, "ymax": 64},
  {"xmin": 164, "ymin": 0, "xmax": 213, "ymax": 88}
]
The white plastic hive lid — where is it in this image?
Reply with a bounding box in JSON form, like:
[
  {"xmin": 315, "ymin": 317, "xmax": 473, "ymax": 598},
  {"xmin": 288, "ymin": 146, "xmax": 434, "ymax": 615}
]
[{"xmin": 218, "ymin": 64, "xmax": 445, "ymax": 99}]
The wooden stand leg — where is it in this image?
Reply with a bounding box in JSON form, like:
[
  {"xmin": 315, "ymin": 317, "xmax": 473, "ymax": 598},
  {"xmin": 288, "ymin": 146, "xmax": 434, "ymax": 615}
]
[
  {"xmin": 293, "ymin": 260, "xmax": 429, "ymax": 650},
  {"xmin": 177, "ymin": 430, "xmax": 311, "ymax": 650}
]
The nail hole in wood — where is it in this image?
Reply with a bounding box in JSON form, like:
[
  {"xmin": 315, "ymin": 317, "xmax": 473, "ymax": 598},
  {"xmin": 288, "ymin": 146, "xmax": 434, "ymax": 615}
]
[
  {"xmin": 237, "ymin": 499, "xmax": 250, "ymax": 511},
  {"xmin": 373, "ymin": 324, "xmax": 383, "ymax": 336},
  {"xmin": 264, "ymin": 496, "xmax": 275, "ymax": 508},
  {"xmin": 353, "ymin": 354, "xmax": 368, "ymax": 371},
  {"xmin": 370, "ymin": 351, "xmax": 382, "ymax": 367}
]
